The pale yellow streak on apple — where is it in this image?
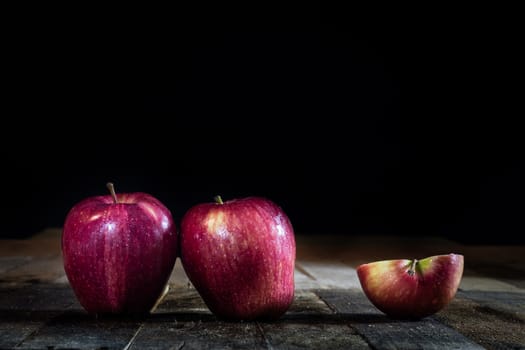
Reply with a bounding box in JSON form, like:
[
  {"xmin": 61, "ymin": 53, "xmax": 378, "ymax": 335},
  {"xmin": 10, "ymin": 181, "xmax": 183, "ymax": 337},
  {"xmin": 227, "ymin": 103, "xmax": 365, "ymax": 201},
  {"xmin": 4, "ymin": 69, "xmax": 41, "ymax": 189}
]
[
  {"xmin": 206, "ymin": 211, "xmax": 226, "ymax": 236},
  {"xmin": 369, "ymin": 261, "xmax": 402, "ymax": 291},
  {"xmin": 139, "ymin": 203, "xmax": 160, "ymax": 222},
  {"xmin": 88, "ymin": 213, "xmax": 102, "ymax": 222}
]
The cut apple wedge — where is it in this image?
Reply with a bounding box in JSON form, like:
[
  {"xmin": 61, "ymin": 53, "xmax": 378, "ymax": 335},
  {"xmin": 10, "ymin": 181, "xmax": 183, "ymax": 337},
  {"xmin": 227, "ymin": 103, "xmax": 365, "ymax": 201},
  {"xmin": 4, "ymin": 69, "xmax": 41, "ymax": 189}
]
[{"xmin": 357, "ymin": 253, "xmax": 464, "ymax": 319}]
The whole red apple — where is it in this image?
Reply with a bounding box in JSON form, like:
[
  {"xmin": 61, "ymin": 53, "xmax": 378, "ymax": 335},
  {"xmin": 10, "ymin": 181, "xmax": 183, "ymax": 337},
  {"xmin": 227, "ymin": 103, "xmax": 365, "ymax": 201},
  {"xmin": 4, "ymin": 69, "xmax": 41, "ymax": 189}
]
[
  {"xmin": 180, "ymin": 196, "xmax": 296, "ymax": 320},
  {"xmin": 357, "ymin": 253, "xmax": 464, "ymax": 319},
  {"xmin": 62, "ymin": 183, "xmax": 177, "ymax": 314}
]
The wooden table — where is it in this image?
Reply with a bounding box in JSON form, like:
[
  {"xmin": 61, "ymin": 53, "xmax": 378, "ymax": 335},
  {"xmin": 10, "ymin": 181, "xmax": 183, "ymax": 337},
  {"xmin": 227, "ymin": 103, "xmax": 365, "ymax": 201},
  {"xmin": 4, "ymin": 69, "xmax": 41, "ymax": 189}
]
[{"xmin": 1, "ymin": 229, "xmax": 524, "ymax": 349}]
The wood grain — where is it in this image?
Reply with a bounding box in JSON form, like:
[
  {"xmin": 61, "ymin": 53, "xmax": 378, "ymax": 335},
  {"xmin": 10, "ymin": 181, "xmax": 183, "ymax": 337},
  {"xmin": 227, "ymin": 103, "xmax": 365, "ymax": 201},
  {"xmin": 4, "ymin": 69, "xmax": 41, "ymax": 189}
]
[
  {"xmin": 0, "ymin": 231, "xmax": 524, "ymax": 349},
  {"xmin": 435, "ymin": 295, "xmax": 525, "ymax": 350},
  {"xmin": 17, "ymin": 312, "xmax": 142, "ymax": 350},
  {"xmin": 129, "ymin": 321, "xmax": 265, "ymax": 350},
  {"xmin": 316, "ymin": 289, "xmax": 485, "ymax": 350}
]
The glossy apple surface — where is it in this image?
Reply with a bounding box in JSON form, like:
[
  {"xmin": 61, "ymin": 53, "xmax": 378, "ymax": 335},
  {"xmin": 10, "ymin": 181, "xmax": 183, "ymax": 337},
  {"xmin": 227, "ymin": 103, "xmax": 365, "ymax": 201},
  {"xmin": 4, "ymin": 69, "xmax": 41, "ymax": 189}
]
[
  {"xmin": 357, "ymin": 253, "xmax": 464, "ymax": 319},
  {"xmin": 62, "ymin": 184, "xmax": 177, "ymax": 314},
  {"xmin": 180, "ymin": 196, "xmax": 296, "ymax": 320}
]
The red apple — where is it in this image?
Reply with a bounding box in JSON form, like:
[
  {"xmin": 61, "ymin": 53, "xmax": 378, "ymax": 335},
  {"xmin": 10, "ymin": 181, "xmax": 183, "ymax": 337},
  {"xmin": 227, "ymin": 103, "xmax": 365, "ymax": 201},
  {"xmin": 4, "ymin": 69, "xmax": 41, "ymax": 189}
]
[
  {"xmin": 357, "ymin": 253, "xmax": 464, "ymax": 319},
  {"xmin": 180, "ymin": 195, "xmax": 296, "ymax": 320},
  {"xmin": 62, "ymin": 183, "xmax": 177, "ymax": 314}
]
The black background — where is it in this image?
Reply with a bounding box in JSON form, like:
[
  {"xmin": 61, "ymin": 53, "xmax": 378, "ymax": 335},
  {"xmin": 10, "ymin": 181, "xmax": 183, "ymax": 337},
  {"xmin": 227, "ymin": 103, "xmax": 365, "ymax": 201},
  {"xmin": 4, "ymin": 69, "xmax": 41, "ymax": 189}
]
[{"xmin": 2, "ymin": 7, "xmax": 523, "ymax": 243}]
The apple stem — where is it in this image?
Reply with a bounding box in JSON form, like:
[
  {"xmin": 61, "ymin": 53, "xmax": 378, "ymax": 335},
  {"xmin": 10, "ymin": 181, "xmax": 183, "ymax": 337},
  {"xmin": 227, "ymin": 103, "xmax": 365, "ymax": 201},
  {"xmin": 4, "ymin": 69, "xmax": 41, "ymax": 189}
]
[
  {"xmin": 214, "ymin": 195, "xmax": 224, "ymax": 205},
  {"xmin": 407, "ymin": 259, "xmax": 418, "ymax": 276},
  {"xmin": 106, "ymin": 182, "xmax": 119, "ymax": 203}
]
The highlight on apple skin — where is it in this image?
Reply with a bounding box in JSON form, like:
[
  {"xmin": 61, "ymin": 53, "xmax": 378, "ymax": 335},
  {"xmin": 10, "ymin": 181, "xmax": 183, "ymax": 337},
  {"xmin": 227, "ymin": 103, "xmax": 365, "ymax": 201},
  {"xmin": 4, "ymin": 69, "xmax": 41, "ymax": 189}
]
[
  {"xmin": 62, "ymin": 183, "xmax": 177, "ymax": 315},
  {"xmin": 180, "ymin": 195, "xmax": 296, "ymax": 321},
  {"xmin": 357, "ymin": 253, "xmax": 464, "ymax": 319}
]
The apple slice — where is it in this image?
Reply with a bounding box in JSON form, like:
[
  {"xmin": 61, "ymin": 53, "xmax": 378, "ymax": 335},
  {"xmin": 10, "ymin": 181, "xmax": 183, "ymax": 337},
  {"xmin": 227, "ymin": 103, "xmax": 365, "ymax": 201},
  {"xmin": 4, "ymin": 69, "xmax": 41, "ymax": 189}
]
[{"xmin": 357, "ymin": 253, "xmax": 464, "ymax": 319}]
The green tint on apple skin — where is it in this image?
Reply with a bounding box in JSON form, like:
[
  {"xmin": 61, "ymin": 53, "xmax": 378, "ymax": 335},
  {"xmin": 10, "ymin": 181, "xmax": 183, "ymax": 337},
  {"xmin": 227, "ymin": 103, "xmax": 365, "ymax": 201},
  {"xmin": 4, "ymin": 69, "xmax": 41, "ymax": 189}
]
[
  {"xmin": 415, "ymin": 256, "xmax": 434, "ymax": 274},
  {"xmin": 357, "ymin": 254, "xmax": 464, "ymax": 319}
]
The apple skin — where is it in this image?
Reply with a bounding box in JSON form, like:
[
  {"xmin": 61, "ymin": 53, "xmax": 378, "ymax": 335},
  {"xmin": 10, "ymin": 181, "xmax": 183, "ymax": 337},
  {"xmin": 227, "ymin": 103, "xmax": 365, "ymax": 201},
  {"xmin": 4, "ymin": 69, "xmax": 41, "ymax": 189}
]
[
  {"xmin": 180, "ymin": 196, "xmax": 296, "ymax": 320},
  {"xmin": 62, "ymin": 191, "xmax": 177, "ymax": 314},
  {"xmin": 357, "ymin": 253, "xmax": 464, "ymax": 319}
]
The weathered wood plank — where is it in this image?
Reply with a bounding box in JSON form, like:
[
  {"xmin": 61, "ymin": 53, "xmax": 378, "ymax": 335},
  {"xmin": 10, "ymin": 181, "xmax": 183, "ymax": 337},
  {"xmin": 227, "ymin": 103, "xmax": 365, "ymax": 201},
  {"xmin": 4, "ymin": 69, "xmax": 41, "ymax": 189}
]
[
  {"xmin": 0, "ymin": 256, "xmax": 32, "ymax": 274},
  {"xmin": 316, "ymin": 289, "xmax": 484, "ymax": 350},
  {"xmin": 168, "ymin": 261, "xmax": 192, "ymax": 288},
  {"xmin": 0, "ymin": 284, "xmax": 76, "ymax": 311},
  {"xmin": 0, "ymin": 233, "xmax": 523, "ymax": 349},
  {"xmin": 129, "ymin": 319, "xmax": 265, "ymax": 350},
  {"xmin": 295, "ymin": 261, "xmax": 360, "ymax": 289},
  {"xmin": 0, "ymin": 319, "xmax": 44, "ymax": 349},
  {"xmin": 460, "ymin": 274, "xmax": 525, "ymax": 293},
  {"xmin": 155, "ymin": 287, "xmax": 334, "ymax": 319},
  {"xmin": 134, "ymin": 288, "xmax": 370, "ymax": 349},
  {"xmin": 154, "ymin": 286, "xmax": 211, "ymax": 317},
  {"xmin": 435, "ymin": 295, "xmax": 525, "ymax": 350},
  {"xmin": 130, "ymin": 284, "xmax": 263, "ymax": 349},
  {"xmin": 0, "ymin": 254, "xmax": 65, "ymax": 284},
  {"xmin": 285, "ymin": 290, "xmax": 334, "ymax": 317},
  {"xmin": 0, "ymin": 284, "xmax": 77, "ymax": 348},
  {"xmin": 458, "ymin": 290, "xmax": 525, "ymax": 321},
  {"xmin": 467, "ymin": 261, "xmax": 525, "ymax": 290},
  {"xmin": 17, "ymin": 312, "xmax": 143, "ymax": 350},
  {"xmin": 260, "ymin": 292, "xmax": 371, "ymax": 349},
  {"xmin": 260, "ymin": 322, "xmax": 371, "ymax": 350},
  {"xmin": 0, "ymin": 228, "xmax": 62, "ymax": 258},
  {"xmin": 294, "ymin": 263, "xmax": 320, "ymax": 290}
]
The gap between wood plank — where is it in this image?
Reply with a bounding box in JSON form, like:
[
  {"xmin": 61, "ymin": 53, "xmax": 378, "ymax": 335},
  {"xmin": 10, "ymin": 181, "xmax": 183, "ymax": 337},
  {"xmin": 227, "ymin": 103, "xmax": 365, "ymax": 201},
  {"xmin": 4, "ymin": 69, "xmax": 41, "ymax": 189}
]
[
  {"xmin": 255, "ymin": 322, "xmax": 274, "ymax": 350},
  {"xmin": 123, "ymin": 324, "xmax": 144, "ymax": 350},
  {"xmin": 295, "ymin": 262, "xmax": 317, "ymax": 281},
  {"xmin": 150, "ymin": 284, "xmax": 170, "ymax": 313}
]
